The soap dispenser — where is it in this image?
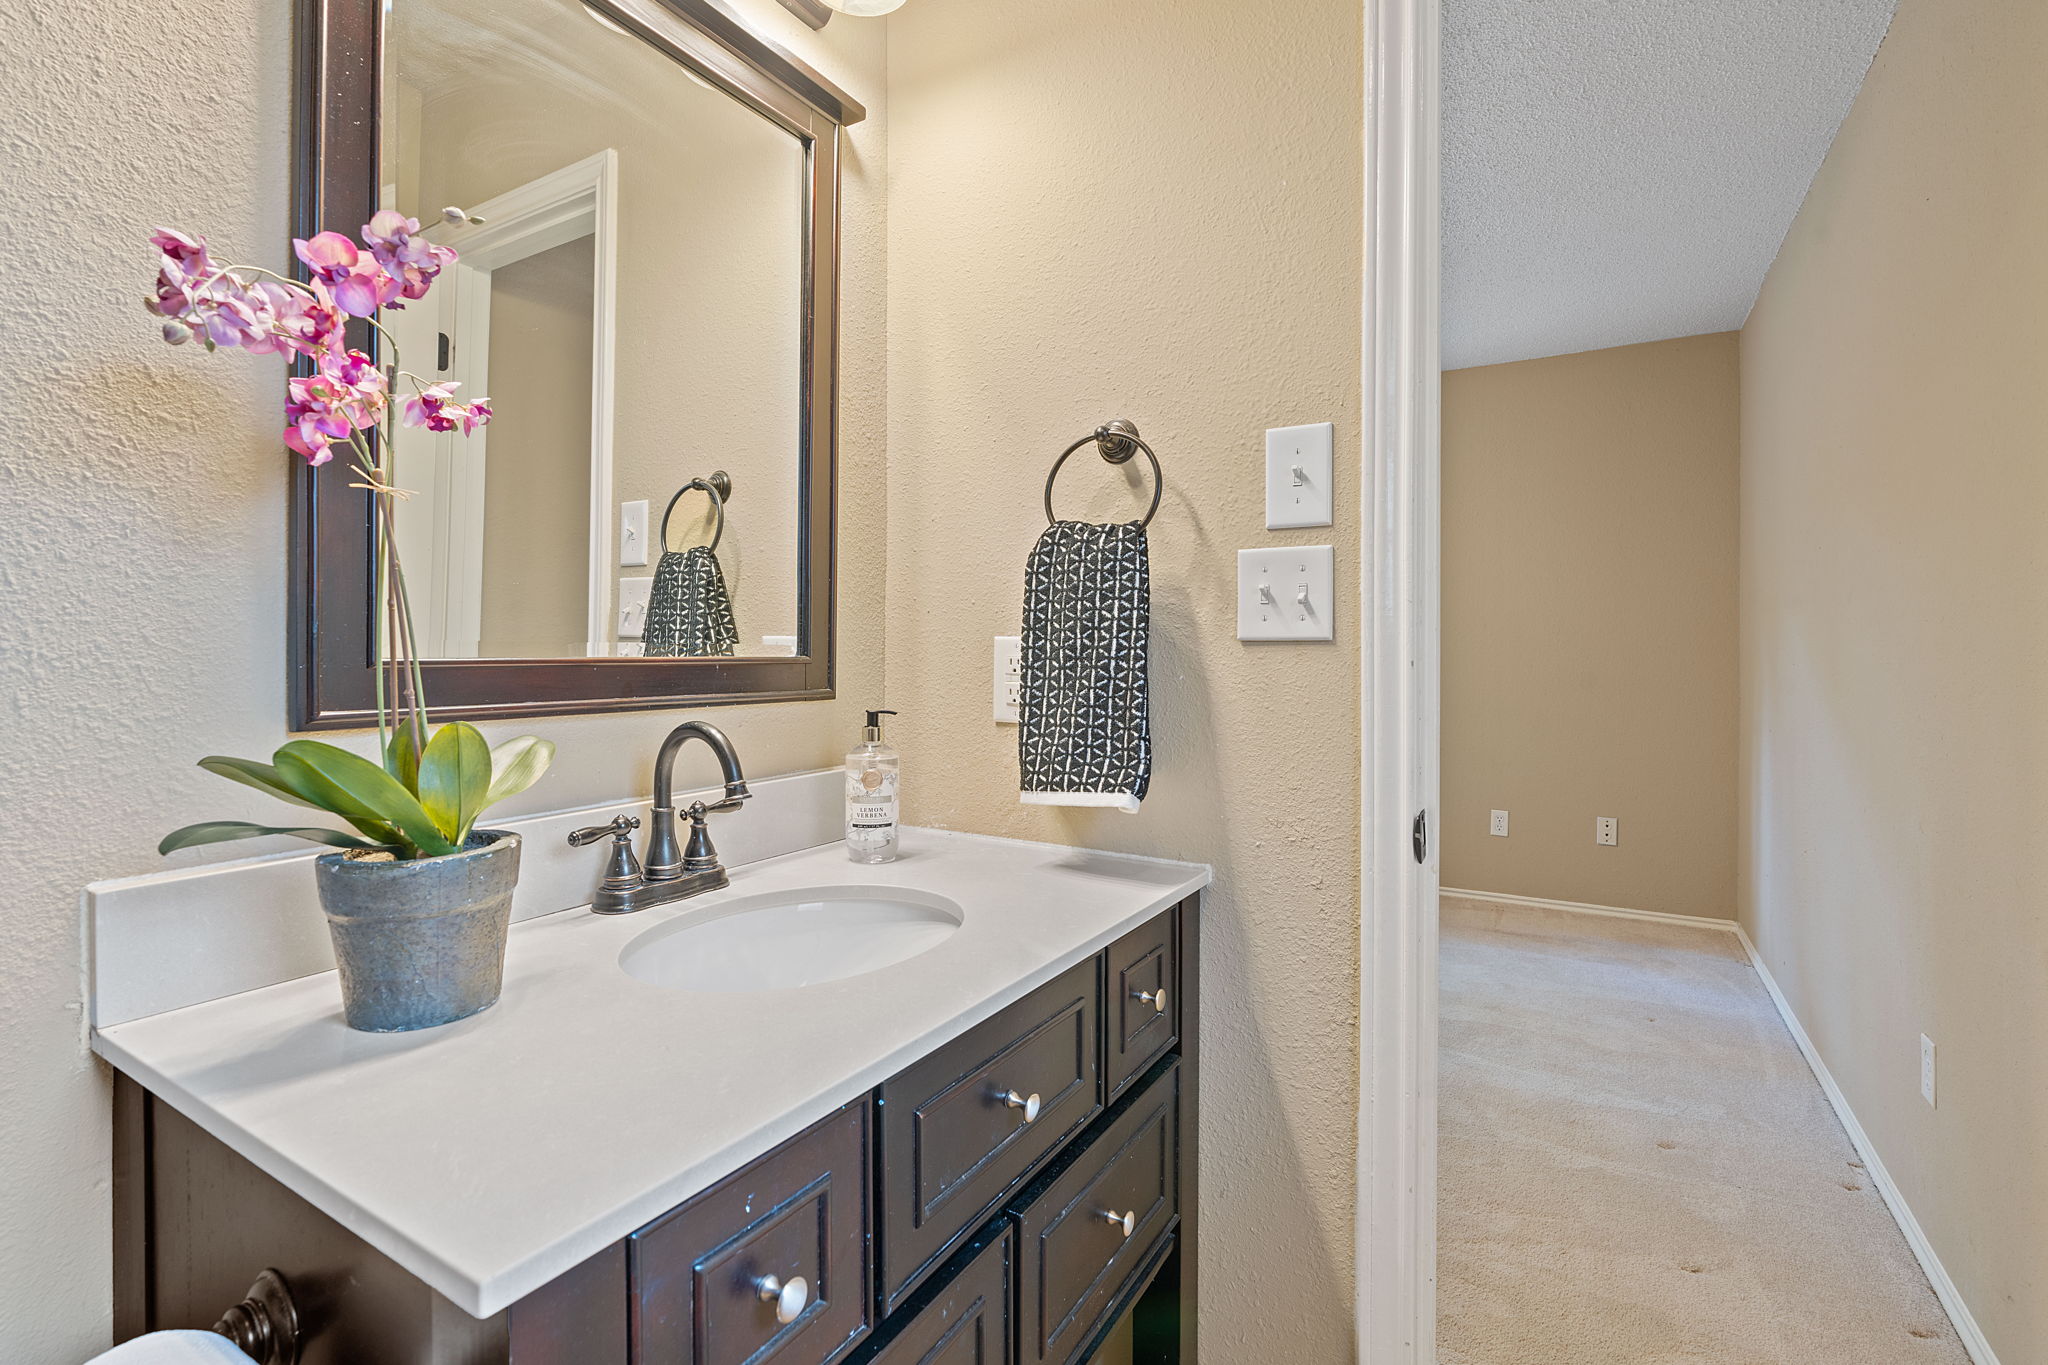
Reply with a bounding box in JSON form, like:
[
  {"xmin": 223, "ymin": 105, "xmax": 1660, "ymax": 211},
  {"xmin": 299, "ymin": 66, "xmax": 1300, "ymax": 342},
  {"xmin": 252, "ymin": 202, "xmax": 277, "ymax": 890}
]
[{"xmin": 846, "ymin": 709, "xmax": 900, "ymax": 864}]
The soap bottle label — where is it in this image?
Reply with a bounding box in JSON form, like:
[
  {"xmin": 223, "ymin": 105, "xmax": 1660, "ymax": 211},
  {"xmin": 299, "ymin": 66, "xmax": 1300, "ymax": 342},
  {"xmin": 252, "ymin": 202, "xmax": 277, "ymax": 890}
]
[{"xmin": 847, "ymin": 768, "xmax": 899, "ymax": 851}]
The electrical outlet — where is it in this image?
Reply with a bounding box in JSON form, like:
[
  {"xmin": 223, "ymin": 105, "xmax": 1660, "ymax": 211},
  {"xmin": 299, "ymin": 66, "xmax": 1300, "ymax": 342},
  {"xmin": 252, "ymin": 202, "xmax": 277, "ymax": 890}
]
[
  {"xmin": 993, "ymin": 636, "xmax": 1022, "ymax": 723},
  {"xmin": 1490, "ymin": 809, "xmax": 1509, "ymax": 837},
  {"xmin": 1596, "ymin": 816, "xmax": 1618, "ymax": 846},
  {"xmin": 1921, "ymin": 1035, "xmax": 1937, "ymax": 1107}
]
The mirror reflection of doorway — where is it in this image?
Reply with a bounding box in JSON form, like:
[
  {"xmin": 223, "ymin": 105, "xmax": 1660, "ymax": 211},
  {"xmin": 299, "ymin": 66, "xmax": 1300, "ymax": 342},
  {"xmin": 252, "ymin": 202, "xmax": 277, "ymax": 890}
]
[{"xmin": 388, "ymin": 150, "xmax": 616, "ymax": 659}]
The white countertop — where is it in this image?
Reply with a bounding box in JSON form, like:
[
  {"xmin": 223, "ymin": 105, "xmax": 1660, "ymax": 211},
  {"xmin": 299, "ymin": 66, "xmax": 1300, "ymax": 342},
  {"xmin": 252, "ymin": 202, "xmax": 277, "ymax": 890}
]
[{"xmin": 92, "ymin": 828, "xmax": 1208, "ymax": 1318}]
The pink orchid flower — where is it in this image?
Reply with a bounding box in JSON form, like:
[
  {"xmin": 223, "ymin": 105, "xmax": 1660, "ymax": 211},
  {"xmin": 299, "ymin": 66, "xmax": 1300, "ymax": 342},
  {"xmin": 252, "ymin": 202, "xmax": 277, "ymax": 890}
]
[
  {"xmin": 293, "ymin": 230, "xmax": 399, "ymax": 316},
  {"xmin": 401, "ymin": 381, "xmax": 492, "ymax": 435},
  {"xmin": 284, "ymin": 349, "xmax": 388, "ymax": 464},
  {"xmin": 363, "ymin": 210, "xmax": 460, "ymax": 302}
]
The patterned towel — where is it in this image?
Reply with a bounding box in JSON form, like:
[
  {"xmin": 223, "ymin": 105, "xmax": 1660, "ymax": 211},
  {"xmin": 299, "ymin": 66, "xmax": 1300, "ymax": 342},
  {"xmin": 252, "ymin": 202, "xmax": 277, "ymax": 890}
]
[
  {"xmin": 643, "ymin": 544, "xmax": 738, "ymax": 657},
  {"xmin": 1019, "ymin": 520, "xmax": 1151, "ymax": 813}
]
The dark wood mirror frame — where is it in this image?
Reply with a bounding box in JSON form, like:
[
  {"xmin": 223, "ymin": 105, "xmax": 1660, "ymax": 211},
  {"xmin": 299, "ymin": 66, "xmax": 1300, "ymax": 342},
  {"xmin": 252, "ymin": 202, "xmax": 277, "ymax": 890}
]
[{"xmin": 289, "ymin": 0, "xmax": 864, "ymax": 730}]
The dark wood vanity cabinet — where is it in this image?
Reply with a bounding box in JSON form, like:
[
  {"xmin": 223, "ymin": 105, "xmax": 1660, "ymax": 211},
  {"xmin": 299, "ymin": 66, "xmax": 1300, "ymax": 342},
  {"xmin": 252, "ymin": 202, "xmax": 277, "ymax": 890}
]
[{"xmin": 114, "ymin": 895, "xmax": 1199, "ymax": 1365}]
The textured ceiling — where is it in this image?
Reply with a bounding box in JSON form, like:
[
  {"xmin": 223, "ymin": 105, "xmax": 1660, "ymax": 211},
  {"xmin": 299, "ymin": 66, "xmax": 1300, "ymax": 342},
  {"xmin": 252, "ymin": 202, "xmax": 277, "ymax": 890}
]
[{"xmin": 1443, "ymin": 0, "xmax": 1898, "ymax": 370}]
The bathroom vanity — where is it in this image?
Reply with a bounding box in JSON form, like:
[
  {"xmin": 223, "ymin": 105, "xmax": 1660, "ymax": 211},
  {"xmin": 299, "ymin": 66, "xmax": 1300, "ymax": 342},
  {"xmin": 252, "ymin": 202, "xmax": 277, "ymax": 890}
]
[{"xmin": 97, "ymin": 828, "xmax": 1205, "ymax": 1365}]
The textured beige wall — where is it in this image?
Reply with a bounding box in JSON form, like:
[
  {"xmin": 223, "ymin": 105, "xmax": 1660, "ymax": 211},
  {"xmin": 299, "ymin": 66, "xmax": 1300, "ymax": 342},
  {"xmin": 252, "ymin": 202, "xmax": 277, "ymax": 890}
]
[
  {"xmin": 884, "ymin": 0, "xmax": 1362, "ymax": 1357},
  {"xmin": 1738, "ymin": 0, "xmax": 2048, "ymax": 1354},
  {"xmin": 0, "ymin": 3, "xmax": 884, "ymax": 1356},
  {"xmin": 1443, "ymin": 335, "xmax": 1740, "ymax": 919}
]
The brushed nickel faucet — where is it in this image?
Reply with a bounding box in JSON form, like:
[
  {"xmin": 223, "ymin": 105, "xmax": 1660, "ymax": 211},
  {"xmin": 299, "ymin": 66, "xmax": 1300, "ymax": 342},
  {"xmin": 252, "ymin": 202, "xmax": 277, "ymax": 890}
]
[{"xmin": 568, "ymin": 720, "xmax": 753, "ymax": 915}]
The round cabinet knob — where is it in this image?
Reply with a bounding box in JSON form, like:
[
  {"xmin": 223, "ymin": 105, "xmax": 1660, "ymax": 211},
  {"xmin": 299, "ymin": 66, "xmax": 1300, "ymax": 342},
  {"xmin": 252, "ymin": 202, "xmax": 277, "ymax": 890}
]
[
  {"xmin": 1101, "ymin": 1209, "xmax": 1137, "ymax": 1239},
  {"xmin": 1135, "ymin": 987, "xmax": 1168, "ymax": 1016},
  {"xmin": 1003, "ymin": 1090, "xmax": 1043, "ymax": 1123},
  {"xmin": 756, "ymin": 1274, "xmax": 809, "ymax": 1324}
]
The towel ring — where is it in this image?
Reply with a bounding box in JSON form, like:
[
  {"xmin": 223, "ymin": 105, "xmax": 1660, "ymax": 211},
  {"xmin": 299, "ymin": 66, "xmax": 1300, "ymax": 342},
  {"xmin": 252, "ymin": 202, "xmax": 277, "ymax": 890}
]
[
  {"xmin": 660, "ymin": 470, "xmax": 732, "ymax": 554},
  {"xmin": 1043, "ymin": 420, "xmax": 1163, "ymax": 529}
]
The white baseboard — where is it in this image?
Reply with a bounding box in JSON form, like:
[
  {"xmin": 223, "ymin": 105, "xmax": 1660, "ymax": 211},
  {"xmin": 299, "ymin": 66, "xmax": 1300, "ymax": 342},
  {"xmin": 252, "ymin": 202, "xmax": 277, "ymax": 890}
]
[
  {"xmin": 1734, "ymin": 929, "xmax": 2001, "ymax": 1365},
  {"xmin": 1439, "ymin": 886, "xmax": 1738, "ymax": 932},
  {"xmin": 1443, "ymin": 887, "xmax": 1999, "ymax": 1364}
]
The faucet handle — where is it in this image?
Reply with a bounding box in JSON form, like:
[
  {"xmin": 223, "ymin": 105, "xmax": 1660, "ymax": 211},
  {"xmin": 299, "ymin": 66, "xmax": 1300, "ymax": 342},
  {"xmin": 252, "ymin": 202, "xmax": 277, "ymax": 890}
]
[{"xmin": 569, "ymin": 814, "xmax": 640, "ymax": 847}]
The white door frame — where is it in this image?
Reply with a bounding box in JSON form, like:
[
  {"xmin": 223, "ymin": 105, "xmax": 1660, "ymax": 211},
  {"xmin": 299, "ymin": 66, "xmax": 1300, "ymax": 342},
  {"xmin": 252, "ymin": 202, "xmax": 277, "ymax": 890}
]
[
  {"xmin": 435, "ymin": 149, "xmax": 621, "ymax": 655},
  {"xmin": 1358, "ymin": 0, "xmax": 1440, "ymax": 1358}
]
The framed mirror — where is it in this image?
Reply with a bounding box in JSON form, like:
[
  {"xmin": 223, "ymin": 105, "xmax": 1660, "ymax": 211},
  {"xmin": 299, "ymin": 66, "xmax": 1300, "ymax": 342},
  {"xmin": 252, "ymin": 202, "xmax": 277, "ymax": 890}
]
[{"xmin": 290, "ymin": 0, "xmax": 862, "ymax": 728}]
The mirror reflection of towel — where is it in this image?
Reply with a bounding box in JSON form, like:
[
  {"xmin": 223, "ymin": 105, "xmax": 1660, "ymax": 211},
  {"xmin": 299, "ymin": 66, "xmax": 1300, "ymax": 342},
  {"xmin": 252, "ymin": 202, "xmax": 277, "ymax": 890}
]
[
  {"xmin": 644, "ymin": 545, "xmax": 738, "ymax": 657},
  {"xmin": 1018, "ymin": 520, "xmax": 1151, "ymax": 813}
]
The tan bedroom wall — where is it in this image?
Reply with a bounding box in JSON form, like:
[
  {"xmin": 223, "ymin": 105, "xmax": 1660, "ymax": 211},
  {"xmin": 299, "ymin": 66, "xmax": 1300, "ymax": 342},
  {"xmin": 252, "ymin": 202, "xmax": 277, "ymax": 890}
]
[
  {"xmin": 1443, "ymin": 333, "xmax": 1741, "ymax": 920},
  {"xmin": 1738, "ymin": 0, "xmax": 2048, "ymax": 1354}
]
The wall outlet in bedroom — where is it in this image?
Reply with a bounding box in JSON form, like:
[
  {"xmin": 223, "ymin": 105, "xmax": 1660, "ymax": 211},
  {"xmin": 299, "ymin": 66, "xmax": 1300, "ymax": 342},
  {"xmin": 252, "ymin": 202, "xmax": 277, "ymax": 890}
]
[
  {"xmin": 1921, "ymin": 1034, "xmax": 1937, "ymax": 1107},
  {"xmin": 1489, "ymin": 809, "xmax": 1509, "ymax": 837},
  {"xmin": 1596, "ymin": 816, "xmax": 1618, "ymax": 846}
]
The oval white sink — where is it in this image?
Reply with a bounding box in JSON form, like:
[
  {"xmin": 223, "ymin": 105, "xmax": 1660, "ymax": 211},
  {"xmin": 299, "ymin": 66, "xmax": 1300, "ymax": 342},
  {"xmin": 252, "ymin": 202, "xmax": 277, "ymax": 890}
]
[{"xmin": 619, "ymin": 886, "xmax": 964, "ymax": 992}]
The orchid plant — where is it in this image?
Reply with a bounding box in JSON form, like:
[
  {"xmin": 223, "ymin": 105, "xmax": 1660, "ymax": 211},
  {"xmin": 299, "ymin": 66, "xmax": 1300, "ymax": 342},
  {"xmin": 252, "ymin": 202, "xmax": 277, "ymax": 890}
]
[{"xmin": 150, "ymin": 211, "xmax": 555, "ymax": 860}]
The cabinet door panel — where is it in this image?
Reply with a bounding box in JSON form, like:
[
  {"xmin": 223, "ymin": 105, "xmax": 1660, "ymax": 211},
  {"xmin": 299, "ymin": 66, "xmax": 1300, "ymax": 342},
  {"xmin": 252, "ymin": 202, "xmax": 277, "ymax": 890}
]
[
  {"xmin": 880, "ymin": 957, "xmax": 1101, "ymax": 1312},
  {"xmin": 1010, "ymin": 1063, "xmax": 1179, "ymax": 1365},
  {"xmin": 632, "ymin": 1099, "xmax": 872, "ymax": 1365}
]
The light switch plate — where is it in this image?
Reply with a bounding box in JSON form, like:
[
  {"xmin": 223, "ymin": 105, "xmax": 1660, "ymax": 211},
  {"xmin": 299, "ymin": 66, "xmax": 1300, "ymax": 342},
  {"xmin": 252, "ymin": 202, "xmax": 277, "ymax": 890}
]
[
  {"xmin": 620, "ymin": 500, "xmax": 650, "ymax": 567},
  {"xmin": 1266, "ymin": 422, "xmax": 1334, "ymax": 529},
  {"xmin": 993, "ymin": 636, "xmax": 1022, "ymax": 723},
  {"xmin": 1237, "ymin": 546, "xmax": 1335, "ymax": 641},
  {"xmin": 616, "ymin": 575, "xmax": 653, "ymax": 639}
]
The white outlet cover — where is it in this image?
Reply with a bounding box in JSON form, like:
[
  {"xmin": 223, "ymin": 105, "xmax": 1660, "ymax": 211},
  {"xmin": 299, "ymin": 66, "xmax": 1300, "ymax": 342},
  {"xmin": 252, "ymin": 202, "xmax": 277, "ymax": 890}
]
[
  {"xmin": 1266, "ymin": 422, "xmax": 1334, "ymax": 529},
  {"xmin": 1490, "ymin": 810, "xmax": 1509, "ymax": 837},
  {"xmin": 1596, "ymin": 816, "xmax": 1619, "ymax": 846},
  {"xmin": 1238, "ymin": 546, "xmax": 1335, "ymax": 641},
  {"xmin": 1921, "ymin": 1034, "xmax": 1937, "ymax": 1107},
  {"xmin": 993, "ymin": 636, "xmax": 1022, "ymax": 724}
]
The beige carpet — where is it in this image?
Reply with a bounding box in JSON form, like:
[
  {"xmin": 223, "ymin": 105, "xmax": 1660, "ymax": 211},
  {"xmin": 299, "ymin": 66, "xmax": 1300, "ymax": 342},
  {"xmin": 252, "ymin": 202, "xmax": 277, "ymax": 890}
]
[{"xmin": 1438, "ymin": 895, "xmax": 1970, "ymax": 1364}]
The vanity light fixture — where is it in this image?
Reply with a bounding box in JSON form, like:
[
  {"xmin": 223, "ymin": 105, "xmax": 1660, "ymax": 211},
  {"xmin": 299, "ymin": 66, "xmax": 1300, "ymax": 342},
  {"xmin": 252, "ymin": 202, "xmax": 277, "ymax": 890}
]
[{"xmin": 778, "ymin": 0, "xmax": 905, "ymax": 29}]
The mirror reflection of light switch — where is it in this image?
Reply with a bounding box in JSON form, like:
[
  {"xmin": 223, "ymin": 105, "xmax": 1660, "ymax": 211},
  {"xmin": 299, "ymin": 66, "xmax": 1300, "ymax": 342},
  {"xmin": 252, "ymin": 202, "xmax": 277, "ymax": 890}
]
[
  {"xmin": 620, "ymin": 500, "xmax": 650, "ymax": 567},
  {"xmin": 1266, "ymin": 422, "xmax": 1334, "ymax": 529},
  {"xmin": 1237, "ymin": 546, "xmax": 1335, "ymax": 641},
  {"xmin": 617, "ymin": 575, "xmax": 653, "ymax": 638}
]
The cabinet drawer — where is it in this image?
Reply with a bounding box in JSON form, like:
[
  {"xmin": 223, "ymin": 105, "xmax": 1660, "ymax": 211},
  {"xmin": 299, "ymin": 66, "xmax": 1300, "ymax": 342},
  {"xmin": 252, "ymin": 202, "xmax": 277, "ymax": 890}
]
[
  {"xmin": 880, "ymin": 956, "xmax": 1102, "ymax": 1313},
  {"xmin": 631, "ymin": 1099, "xmax": 872, "ymax": 1365},
  {"xmin": 856, "ymin": 1228, "xmax": 1012, "ymax": 1365},
  {"xmin": 1010, "ymin": 1061, "xmax": 1179, "ymax": 1365},
  {"xmin": 1103, "ymin": 910, "xmax": 1178, "ymax": 1104}
]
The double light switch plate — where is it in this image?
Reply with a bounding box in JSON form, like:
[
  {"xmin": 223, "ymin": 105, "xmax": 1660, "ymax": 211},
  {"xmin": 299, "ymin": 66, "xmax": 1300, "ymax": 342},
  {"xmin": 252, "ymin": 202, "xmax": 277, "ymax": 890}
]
[{"xmin": 1238, "ymin": 546, "xmax": 1335, "ymax": 640}]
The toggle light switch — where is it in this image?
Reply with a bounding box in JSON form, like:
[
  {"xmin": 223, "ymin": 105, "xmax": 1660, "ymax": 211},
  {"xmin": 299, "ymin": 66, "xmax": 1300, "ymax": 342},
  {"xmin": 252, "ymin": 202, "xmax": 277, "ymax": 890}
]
[
  {"xmin": 1237, "ymin": 546, "xmax": 1335, "ymax": 641},
  {"xmin": 1266, "ymin": 422, "xmax": 1334, "ymax": 529},
  {"xmin": 616, "ymin": 575, "xmax": 653, "ymax": 639},
  {"xmin": 620, "ymin": 500, "xmax": 650, "ymax": 567}
]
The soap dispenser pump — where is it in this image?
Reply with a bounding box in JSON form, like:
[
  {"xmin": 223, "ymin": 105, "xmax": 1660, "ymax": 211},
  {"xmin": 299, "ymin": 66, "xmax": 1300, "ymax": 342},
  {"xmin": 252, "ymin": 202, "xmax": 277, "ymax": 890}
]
[{"xmin": 846, "ymin": 709, "xmax": 900, "ymax": 864}]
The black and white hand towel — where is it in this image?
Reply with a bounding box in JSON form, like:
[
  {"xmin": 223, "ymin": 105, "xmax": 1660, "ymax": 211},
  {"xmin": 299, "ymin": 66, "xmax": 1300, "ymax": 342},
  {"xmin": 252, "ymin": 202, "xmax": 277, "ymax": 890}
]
[
  {"xmin": 642, "ymin": 544, "xmax": 738, "ymax": 657},
  {"xmin": 1019, "ymin": 519, "xmax": 1151, "ymax": 813}
]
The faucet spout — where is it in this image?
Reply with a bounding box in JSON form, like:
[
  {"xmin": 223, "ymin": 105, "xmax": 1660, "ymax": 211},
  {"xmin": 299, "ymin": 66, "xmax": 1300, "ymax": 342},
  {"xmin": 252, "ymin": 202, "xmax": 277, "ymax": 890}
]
[{"xmin": 646, "ymin": 721, "xmax": 751, "ymax": 880}]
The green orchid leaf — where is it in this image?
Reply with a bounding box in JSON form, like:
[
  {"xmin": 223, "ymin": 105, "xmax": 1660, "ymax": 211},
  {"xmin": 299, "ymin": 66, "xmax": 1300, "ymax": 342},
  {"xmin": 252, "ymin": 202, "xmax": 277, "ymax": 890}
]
[
  {"xmin": 274, "ymin": 740, "xmax": 458, "ymax": 859},
  {"xmin": 385, "ymin": 718, "xmax": 423, "ymax": 795},
  {"xmin": 484, "ymin": 736, "xmax": 556, "ymax": 810},
  {"xmin": 197, "ymin": 756, "xmax": 324, "ymax": 811},
  {"xmin": 158, "ymin": 821, "xmax": 380, "ymax": 855},
  {"xmin": 263, "ymin": 748, "xmax": 407, "ymax": 847},
  {"xmin": 417, "ymin": 722, "xmax": 492, "ymax": 844}
]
